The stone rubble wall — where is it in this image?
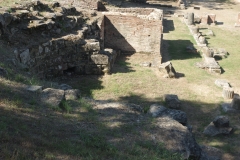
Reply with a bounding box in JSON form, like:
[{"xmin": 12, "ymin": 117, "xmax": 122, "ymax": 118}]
[{"xmin": 0, "ymin": 1, "xmax": 116, "ymax": 78}]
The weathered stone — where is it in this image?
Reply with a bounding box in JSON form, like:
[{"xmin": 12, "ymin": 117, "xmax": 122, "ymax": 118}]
[
  {"xmin": 158, "ymin": 61, "xmax": 176, "ymax": 78},
  {"xmin": 187, "ymin": 12, "xmax": 194, "ymax": 25},
  {"xmin": 194, "ymin": 17, "xmax": 201, "ymax": 23},
  {"xmin": 203, "ymin": 122, "xmax": 232, "ymax": 136},
  {"xmin": 148, "ymin": 104, "xmax": 167, "ymax": 117},
  {"xmin": 149, "ymin": 104, "xmax": 187, "ymax": 125},
  {"xmin": 221, "ymin": 103, "xmax": 237, "ymax": 113},
  {"xmin": 231, "ymin": 96, "xmax": 240, "ymax": 110},
  {"xmin": 200, "ymin": 145, "xmax": 223, "ymax": 160},
  {"xmin": 154, "ymin": 116, "xmax": 202, "ymax": 159},
  {"xmin": 215, "ymin": 79, "xmax": 230, "ymax": 88},
  {"xmin": 164, "ymin": 94, "xmax": 181, "ymax": 109},
  {"xmin": 59, "ymin": 84, "xmax": 72, "ymax": 90},
  {"xmin": 191, "ymin": 26, "xmax": 199, "ymax": 34},
  {"xmin": 20, "ymin": 49, "xmax": 30, "ymax": 65},
  {"xmin": 201, "ymin": 15, "xmax": 208, "ymax": 24},
  {"xmin": 222, "ymin": 86, "xmax": 234, "ymax": 99},
  {"xmin": 26, "ymin": 85, "xmax": 42, "ymax": 92},
  {"xmin": 213, "ymin": 116, "xmax": 229, "ymax": 128},
  {"xmin": 198, "ymin": 36, "xmax": 206, "ymax": 44},
  {"xmin": 41, "ymin": 88, "xmax": 65, "ymax": 107},
  {"xmin": 90, "ymin": 54, "xmax": 109, "ymax": 65},
  {"xmin": 202, "ymin": 47, "xmax": 213, "ymax": 57},
  {"xmin": 64, "ymin": 89, "xmax": 80, "ymax": 100},
  {"xmin": 208, "ymin": 14, "xmax": 216, "ymax": 24},
  {"xmin": 214, "ymin": 48, "xmax": 228, "ymax": 59}
]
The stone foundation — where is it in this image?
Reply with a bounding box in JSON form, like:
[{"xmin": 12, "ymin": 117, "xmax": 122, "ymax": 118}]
[{"xmin": 0, "ymin": 1, "xmax": 163, "ymax": 78}]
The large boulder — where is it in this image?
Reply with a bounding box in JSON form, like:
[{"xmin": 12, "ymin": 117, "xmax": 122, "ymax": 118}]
[
  {"xmin": 158, "ymin": 61, "xmax": 176, "ymax": 78},
  {"xmin": 41, "ymin": 88, "xmax": 65, "ymax": 107},
  {"xmin": 64, "ymin": 89, "xmax": 81, "ymax": 100},
  {"xmin": 164, "ymin": 94, "xmax": 181, "ymax": 109},
  {"xmin": 149, "ymin": 104, "xmax": 187, "ymax": 125},
  {"xmin": 203, "ymin": 116, "xmax": 233, "ymax": 136},
  {"xmin": 230, "ymin": 96, "xmax": 240, "ymax": 110},
  {"xmin": 153, "ymin": 116, "xmax": 202, "ymax": 159}
]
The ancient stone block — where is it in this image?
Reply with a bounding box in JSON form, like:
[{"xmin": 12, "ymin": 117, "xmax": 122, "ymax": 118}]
[
  {"xmin": 164, "ymin": 94, "xmax": 181, "ymax": 109},
  {"xmin": 158, "ymin": 61, "xmax": 176, "ymax": 78},
  {"xmin": 208, "ymin": 14, "xmax": 216, "ymax": 24},
  {"xmin": 191, "ymin": 26, "xmax": 199, "ymax": 34},
  {"xmin": 222, "ymin": 86, "xmax": 234, "ymax": 99},
  {"xmin": 65, "ymin": 89, "xmax": 81, "ymax": 100},
  {"xmin": 215, "ymin": 79, "xmax": 230, "ymax": 88},
  {"xmin": 203, "ymin": 122, "xmax": 232, "ymax": 136},
  {"xmin": 231, "ymin": 96, "xmax": 240, "ymax": 110},
  {"xmin": 198, "ymin": 36, "xmax": 206, "ymax": 44},
  {"xmin": 187, "ymin": 12, "xmax": 194, "ymax": 25},
  {"xmin": 26, "ymin": 85, "xmax": 42, "ymax": 92},
  {"xmin": 90, "ymin": 54, "xmax": 109, "ymax": 65},
  {"xmin": 41, "ymin": 88, "xmax": 65, "ymax": 107},
  {"xmin": 201, "ymin": 15, "xmax": 208, "ymax": 24},
  {"xmin": 213, "ymin": 116, "xmax": 229, "ymax": 128},
  {"xmin": 149, "ymin": 104, "xmax": 167, "ymax": 117}
]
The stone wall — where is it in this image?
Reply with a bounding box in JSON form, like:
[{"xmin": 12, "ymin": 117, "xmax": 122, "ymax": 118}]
[
  {"xmin": 102, "ymin": 9, "xmax": 163, "ymax": 56},
  {"xmin": 0, "ymin": 1, "xmax": 116, "ymax": 78}
]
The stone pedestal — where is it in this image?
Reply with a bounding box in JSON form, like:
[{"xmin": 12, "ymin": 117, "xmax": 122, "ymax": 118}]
[
  {"xmin": 187, "ymin": 12, "xmax": 194, "ymax": 25},
  {"xmin": 208, "ymin": 14, "xmax": 216, "ymax": 24}
]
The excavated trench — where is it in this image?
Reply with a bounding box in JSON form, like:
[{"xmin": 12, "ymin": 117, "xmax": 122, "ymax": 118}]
[{"xmin": 0, "ymin": 0, "xmax": 163, "ymax": 78}]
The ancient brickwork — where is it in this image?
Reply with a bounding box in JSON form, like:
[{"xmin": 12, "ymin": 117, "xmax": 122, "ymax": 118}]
[{"xmin": 102, "ymin": 9, "xmax": 163, "ymax": 57}]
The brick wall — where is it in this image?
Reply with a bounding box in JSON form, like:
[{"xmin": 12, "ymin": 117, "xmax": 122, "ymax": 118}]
[{"xmin": 102, "ymin": 10, "xmax": 162, "ymax": 55}]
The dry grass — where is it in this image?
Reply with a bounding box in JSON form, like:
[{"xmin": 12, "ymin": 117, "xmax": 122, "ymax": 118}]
[{"xmin": 1, "ymin": 0, "xmax": 240, "ymax": 159}]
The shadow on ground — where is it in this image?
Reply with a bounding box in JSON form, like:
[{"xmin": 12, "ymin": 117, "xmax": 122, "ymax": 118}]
[{"xmin": 1, "ymin": 82, "xmax": 238, "ymax": 159}]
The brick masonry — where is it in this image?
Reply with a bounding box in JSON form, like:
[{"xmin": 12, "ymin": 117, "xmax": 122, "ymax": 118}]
[{"xmin": 101, "ymin": 8, "xmax": 163, "ymax": 57}]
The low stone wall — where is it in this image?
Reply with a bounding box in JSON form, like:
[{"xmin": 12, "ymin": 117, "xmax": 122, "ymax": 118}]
[{"xmin": 0, "ymin": 1, "xmax": 116, "ymax": 78}]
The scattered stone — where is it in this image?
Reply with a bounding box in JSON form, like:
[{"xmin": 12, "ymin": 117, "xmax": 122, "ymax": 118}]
[
  {"xmin": 41, "ymin": 88, "xmax": 65, "ymax": 107},
  {"xmin": 139, "ymin": 62, "xmax": 151, "ymax": 67},
  {"xmin": 213, "ymin": 48, "xmax": 228, "ymax": 59},
  {"xmin": 222, "ymin": 86, "xmax": 234, "ymax": 99},
  {"xmin": 230, "ymin": 96, "xmax": 240, "ymax": 110},
  {"xmin": 26, "ymin": 85, "xmax": 42, "ymax": 92},
  {"xmin": 200, "ymin": 145, "xmax": 223, "ymax": 160},
  {"xmin": 213, "ymin": 116, "xmax": 229, "ymax": 128},
  {"xmin": 187, "ymin": 12, "xmax": 194, "ymax": 25},
  {"xmin": 203, "ymin": 122, "xmax": 232, "ymax": 136},
  {"xmin": 154, "ymin": 116, "xmax": 202, "ymax": 159},
  {"xmin": 59, "ymin": 84, "xmax": 72, "ymax": 90},
  {"xmin": 158, "ymin": 61, "xmax": 176, "ymax": 78},
  {"xmin": 202, "ymin": 47, "xmax": 214, "ymax": 57},
  {"xmin": 149, "ymin": 104, "xmax": 187, "ymax": 125},
  {"xmin": 164, "ymin": 94, "xmax": 181, "ymax": 109},
  {"xmin": 198, "ymin": 36, "xmax": 206, "ymax": 44},
  {"xmin": 208, "ymin": 14, "xmax": 216, "ymax": 24},
  {"xmin": 215, "ymin": 79, "xmax": 230, "ymax": 88},
  {"xmin": 221, "ymin": 103, "xmax": 237, "ymax": 113},
  {"xmin": 149, "ymin": 104, "xmax": 167, "ymax": 117},
  {"xmin": 64, "ymin": 89, "xmax": 80, "ymax": 100}
]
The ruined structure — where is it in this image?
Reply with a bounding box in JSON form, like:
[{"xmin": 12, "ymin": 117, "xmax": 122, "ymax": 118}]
[{"xmin": 0, "ymin": 1, "xmax": 163, "ymax": 78}]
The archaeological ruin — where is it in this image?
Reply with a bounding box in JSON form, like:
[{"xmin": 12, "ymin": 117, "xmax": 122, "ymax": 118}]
[{"xmin": 0, "ymin": 0, "xmax": 163, "ymax": 78}]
